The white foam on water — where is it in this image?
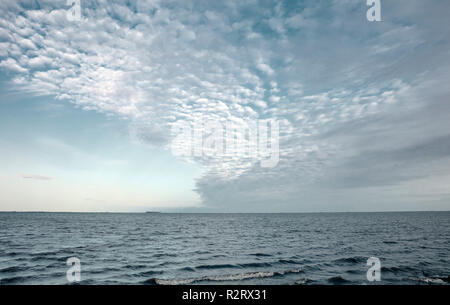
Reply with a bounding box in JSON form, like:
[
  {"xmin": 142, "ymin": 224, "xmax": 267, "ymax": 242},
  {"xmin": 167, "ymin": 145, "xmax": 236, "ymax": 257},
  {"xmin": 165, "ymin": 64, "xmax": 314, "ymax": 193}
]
[{"xmin": 153, "ymin": 268, "xmax": 302, "ymax": 285}]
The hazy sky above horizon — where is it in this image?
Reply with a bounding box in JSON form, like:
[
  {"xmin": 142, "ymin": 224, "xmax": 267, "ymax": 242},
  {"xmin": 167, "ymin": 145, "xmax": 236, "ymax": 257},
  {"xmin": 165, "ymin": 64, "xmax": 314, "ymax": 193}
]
[{"xmin": 1, "ymin": 0, "xmax": 450, "ymax": 212}]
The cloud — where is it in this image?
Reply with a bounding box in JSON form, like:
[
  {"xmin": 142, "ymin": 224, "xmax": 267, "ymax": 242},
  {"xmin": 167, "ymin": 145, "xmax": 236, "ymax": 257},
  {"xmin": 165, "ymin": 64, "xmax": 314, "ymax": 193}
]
[
  {"xmin": 22, "ymin": 174, "xmax": 53, "ymax": 181},
  {"xmin": 1, "ymin": 0, "xmax": 450, "ymax": 211}
]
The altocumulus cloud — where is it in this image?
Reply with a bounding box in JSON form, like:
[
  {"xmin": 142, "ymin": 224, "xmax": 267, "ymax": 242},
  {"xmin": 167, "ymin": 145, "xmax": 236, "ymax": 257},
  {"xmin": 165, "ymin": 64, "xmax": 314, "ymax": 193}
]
[{"xmin": 1, "ymin": 0, "xmax": 450, "ymax": 211}]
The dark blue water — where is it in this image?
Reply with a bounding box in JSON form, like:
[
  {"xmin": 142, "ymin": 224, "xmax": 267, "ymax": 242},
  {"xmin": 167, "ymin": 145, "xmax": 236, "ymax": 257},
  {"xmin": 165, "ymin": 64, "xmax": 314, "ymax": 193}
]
[{"xmin": 0, "ymin": 212, "xmax": 449, "ymax": 285}]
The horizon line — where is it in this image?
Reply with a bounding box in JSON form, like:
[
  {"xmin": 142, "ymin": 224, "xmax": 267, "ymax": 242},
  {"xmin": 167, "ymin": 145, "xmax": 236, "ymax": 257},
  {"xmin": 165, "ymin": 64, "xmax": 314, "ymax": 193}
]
[{"xmin": 1, "ymin": 210, "xmax": 449, "ymax": 214}]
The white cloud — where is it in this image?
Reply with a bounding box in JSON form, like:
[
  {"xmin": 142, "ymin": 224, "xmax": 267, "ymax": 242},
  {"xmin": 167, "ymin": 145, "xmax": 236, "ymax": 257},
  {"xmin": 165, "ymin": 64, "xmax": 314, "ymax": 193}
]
[
  {"xmin": 22, "ymin": 174, "xmax": 53, "ymax": 181},
  {"xmin": 1, "ymin": 0, "xmax": 450, "ymax": 211}
]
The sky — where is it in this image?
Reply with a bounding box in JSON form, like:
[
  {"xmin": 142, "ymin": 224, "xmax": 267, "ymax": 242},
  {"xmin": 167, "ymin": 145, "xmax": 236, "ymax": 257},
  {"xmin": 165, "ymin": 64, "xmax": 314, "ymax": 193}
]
[{"xmin": 0, "ymin": 0, "xmax": 449, "ymax": 212}]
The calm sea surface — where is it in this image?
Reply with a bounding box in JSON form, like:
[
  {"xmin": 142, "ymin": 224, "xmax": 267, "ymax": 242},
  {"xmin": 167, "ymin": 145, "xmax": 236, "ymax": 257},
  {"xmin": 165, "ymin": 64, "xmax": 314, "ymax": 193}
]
[{"xmin": 0, "ymin": 212, "xmax": 449, "ymax": 285}]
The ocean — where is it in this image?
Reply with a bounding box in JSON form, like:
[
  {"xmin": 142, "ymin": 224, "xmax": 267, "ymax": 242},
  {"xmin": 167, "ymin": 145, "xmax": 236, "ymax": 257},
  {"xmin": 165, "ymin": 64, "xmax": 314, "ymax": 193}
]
[{"xmin": 0, "ymin": 212, "xmax": 449, "ymax": 285}]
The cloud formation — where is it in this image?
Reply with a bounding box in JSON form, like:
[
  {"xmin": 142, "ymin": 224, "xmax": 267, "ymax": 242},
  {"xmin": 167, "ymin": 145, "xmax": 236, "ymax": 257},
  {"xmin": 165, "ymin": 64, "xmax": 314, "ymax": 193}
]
[
  {"xmin": 22, "ymin": 174, "xmax": 53, "ymax": 181},
  {"xmin": 1, "ymin": 0, "xmax": 450, "ymax": 211}
]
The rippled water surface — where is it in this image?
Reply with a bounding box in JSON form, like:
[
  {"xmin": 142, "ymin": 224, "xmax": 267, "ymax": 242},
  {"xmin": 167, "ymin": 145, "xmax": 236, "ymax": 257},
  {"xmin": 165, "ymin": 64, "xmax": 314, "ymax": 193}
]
[{"xmin": 0, "ymin": 212, "xmax": 449, "ymax": 285}]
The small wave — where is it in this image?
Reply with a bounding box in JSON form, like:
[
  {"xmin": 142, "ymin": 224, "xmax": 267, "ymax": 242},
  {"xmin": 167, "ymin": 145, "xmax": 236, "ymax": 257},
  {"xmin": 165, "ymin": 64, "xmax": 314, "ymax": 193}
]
[
  {"xmin": 333, "ymin": 256, "xmax": 366, "ymax": 264},
  {"xmin": 0, "ymin": 265, "xmax": 29, "ymax": 273},
  {"xmin": 85, "ymin": 267, "xmax": 122, "ymax": 274},
  {"xmin": 30, "ymin": 256, "xmax": 56, "ymax": 262},
  {"xmin": 239, "ymin": 262, "xmax": 272, "ymax": 268},
  {"xmin": 285, "ymin": 229, "xmax": 300, "ymax": 233},
  {"xmin": 141, "ymin": 278, "xmax": 160, "ymax": 285},
  {"xmin": 381, "ymin": 266, "xmax": 415, "ymax": 273},
  {"xmin": 192, "ymin": 250, "xmax": 211, "ymax": 255},
  {"xmin": 153, "ymin": 253, "xmax": 178, "ymax": 258},
  {"xmin": 4, "ymin": 251, "xmax": 26, "ymax": 257},
  {"xmin": 30, "ymin": 250, "xmax": 59, "ymax": 257},
  {"xmin": 293, "ymin": 278, "xmax": 311, "ymax": 285},
  {"xmin": 124, "ymin": 264, "xmax": 147, "ymax": 270},
  {"xmin": 439, "ymin": 276, "xmax": 450, "ymax": 283},
  {"xmin": 69, "ymin": 279, "xmax": 96, "ymax": 285},
  {"xmin": 144, "ymin": 268, "xmax": 302, "ymax": 285},
  {"xmin": 209, "ymin": 254, "xmax": 229, "ymax": 259},
  {"xmin": 152, "ymin": 261, "xmax": 174, "ymax": 267},
  {"xmin": 250, "ymin": 253, "xmax": 272, "ymax": 257},
  {"xmin": 328, "ymin": 276, "xmax": 350, "ymax": 284},
  {"xmin": 0, "ymin": 275, "xmax": 41, "ymax": 284},
  {"xmin": 30, "ymin": 249, "xmax": 72, "ymax": 257},
  {"xmin": 345, "ymin": 269, "xmax": 360, "ymax": 274},
  {"xmin": 136, "ymin": 270, "xmax": 164, "ymax": 277},
  {"xmin": 301, "ymin": 263, "xmax": 323, "ymax": 272},
  {"xmin": 278, "ymin": 259, "xmax": 300, "ymax": 264},
  {"xmin": 195, "ymin": 263, "xmax": 236, "ymax": 270},
  {"xmin": 416, "ymin": 276, "xmax": 450, "ymax": 284}
]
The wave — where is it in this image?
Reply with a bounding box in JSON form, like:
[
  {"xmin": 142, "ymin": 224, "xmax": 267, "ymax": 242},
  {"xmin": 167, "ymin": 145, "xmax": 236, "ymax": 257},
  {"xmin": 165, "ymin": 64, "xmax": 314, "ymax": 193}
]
[
  {"xmin": 85, "ymin": 267, "xmax": 122, "ymax": 274},
  {"xmin": 238, "ymin": 262, "xmax": 272, "ymax": 268},
  {"xmin": 135, "ymin": 270, "xmax": 164, "ymax": 277},
  {"xmin": 333, "ymin": 256, "xmax": 366, "ymax": 264},
  {"xmin": 144, "ymin": 268, "xmax": 302, "ymax": 285},
  {"xmin": 0, "ymin": 275, "xmax": 40, "ymax": 284},
  {"xmin": 124, "ymin": 264, "xmax": 148, "ymax": 270},
  {"xmin": 191, "ymin": 258, "xmax": 303, "ymax": 271},
  {"xmin": 380, "ymin": 266, "xmax": 415, "ymax": 273},
  {"xmin": 152, "ymin": 253, "xmax": 178, "ymax": 258},
  {"xmin": 179, "ymin": 266, "xmax": 196, "ymax": 272},
  {"xmin": 195, "ymin": 263, "xmax": 236, "ymax": 270},
  {"xmin": 0, "ymin": 265, "xmax": 29, "ymax": 273},
  {"xmin": 250, "ymin": 253, "xmax": 272, "ymax": 257},
  {"xmin": 293, "ymin": 278, "xmax": 311, "ymax": 285},
  {"xmin": 416, "ymin": 276, "xmax": 450, "ymax": 284},
  {"xmin": 328, "ymin": 276, "xmax": 351, "ymax": 284},
  {"xmin": 278, "ymin": 259, "xmax": 301, "ymax": 264}
]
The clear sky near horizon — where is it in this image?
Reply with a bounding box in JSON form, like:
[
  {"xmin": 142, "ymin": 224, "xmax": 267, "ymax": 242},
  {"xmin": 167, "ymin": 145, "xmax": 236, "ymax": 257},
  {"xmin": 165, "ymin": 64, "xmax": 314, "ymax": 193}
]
[{"xmin": 1, "ymin": 0, "xmax": 450, "ymax": 212}]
